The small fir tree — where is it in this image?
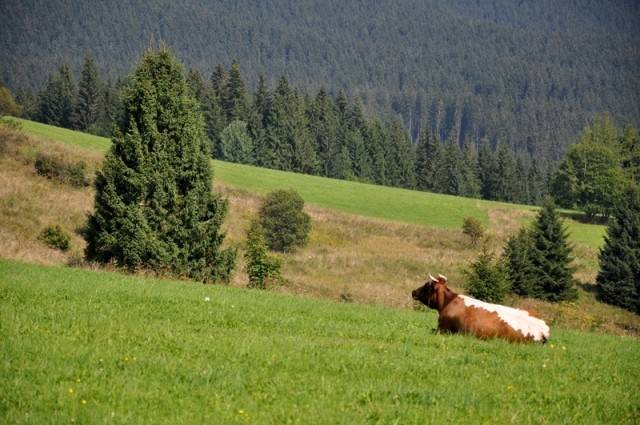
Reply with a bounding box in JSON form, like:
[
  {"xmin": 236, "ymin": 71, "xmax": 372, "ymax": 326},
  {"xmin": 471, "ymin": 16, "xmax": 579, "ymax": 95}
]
[
  {"xmin": 465, "ymin": 245, "xmax": 510, "ymax": 303},
  {"xmin": 596, "ymin": 186, "xmax": 640, "ymax": 313},
  {"xmin": 528, "ymin": 197, "xmax": 577, "ymax": 301},
  {"xmin": 84, "ymin": 47, "xmax": 236, "ymax": 282},
  {"xmin": 259, "ymin": 189, "xmax": 311, "ymax": 252},
  {"xmin": 504, "ymin": 227, "xmax": 536, "ymax": 296},
  {"xmin": 245, "ymin": 219, "xmax": 282, "ymax": 289}
]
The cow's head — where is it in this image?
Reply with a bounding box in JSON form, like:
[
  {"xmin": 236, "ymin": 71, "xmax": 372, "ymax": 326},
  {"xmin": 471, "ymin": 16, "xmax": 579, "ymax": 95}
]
[{"xmin": 412, "ymin": 274, "xmax": 449, "ymax": 310}]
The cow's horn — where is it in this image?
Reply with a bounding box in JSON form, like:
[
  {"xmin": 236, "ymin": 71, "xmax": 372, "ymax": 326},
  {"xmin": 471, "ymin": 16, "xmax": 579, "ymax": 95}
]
[
  {"xmin": 429, "ymin": 273, "xmax": 436, "ymax": 282},
  {"xmin": 438, "ymin": 274, "xmax": 448, "ymax": 281}
]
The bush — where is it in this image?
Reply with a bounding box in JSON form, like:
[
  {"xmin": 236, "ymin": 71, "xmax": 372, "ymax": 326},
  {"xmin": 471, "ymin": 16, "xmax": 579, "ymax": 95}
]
[
  {"xmin": 34, "ymin": 153, "xmax": 89, "ymax": 187},
  {"xmin": 465, "ymin": 245, "xmax": 510, "ymax": 303},
  {"xmin": 39, "ymin": 225, "xmax": 70, "ymax": 251},
  {"xmin": 462, "ymin": 217, "xmax": 484, "ymax": 246},
  {"xmin": 244, "ymin": 220, "xmax": 281, "ymax": 289},
  {"xmin": 259, "ymin": 190, "xmax": 311, "ymax": 252}
]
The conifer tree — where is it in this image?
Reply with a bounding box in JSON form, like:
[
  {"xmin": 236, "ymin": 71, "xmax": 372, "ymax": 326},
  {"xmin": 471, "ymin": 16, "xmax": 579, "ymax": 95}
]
[
  {"xmin": 308, "ymin": 88, "xmax": 338, "ymax": 177},
  {"xmin": 366, "ymin": 119, "xmax": 388, "ymax": 185},
  {"xmin": 415, "ymin": 128, "xmax": 443, "ymax": 192},
  {"xmin": 528, "ymin": 159, "xmax": 546, "ymax": 205},
  {"xmin": 460, "ymin": 137, "xmax": 481, "ymax": 198},
  {"xmin": 38, "ymin": 63, "xmax": 76, "ymax": 127},
  {"xmin": 596, "ymin": 186, "xmax": 640, "ymax": 313},
  {"xmin": 73, "ymin": 55, "xmax": 102, "ymax": 132},
  {"xmin": 84, "ymin": 47, "xmax": 236, "ymax": 283},
  {"xmin": 528, "ymin": 198, "xmax": 577, "ymax": 301},
  {"xmin": 504, "ymin": 227, "xmax": 536, "ymax": 296},
  {"xmin": 465, "ymin": 245, "xmax": 510, "ymax": 303},
  {"xmin": 478, "ymin": 138, "xmax": 499, "ymax": 200},
  {"xmin": 386, "ymin": 120, "xmax": 416, "ymax": 188},
  {"xmin": 225, "ymin": 60, "xmax": 250, "ymax": 122},
  {"xmin": 494, "ymin": 141, "xmax": 517, "ymax": 201},
  {"xmin": 219, "ymin": 120, "xmax": 253, "ymax": 163},
  {"xmin": 442, "ymin": 136, "xmax": 464, "ymax": 195}
]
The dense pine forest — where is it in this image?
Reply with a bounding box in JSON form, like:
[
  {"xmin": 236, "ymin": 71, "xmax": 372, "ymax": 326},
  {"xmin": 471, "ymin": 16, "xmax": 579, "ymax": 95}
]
[{"xmin": 2, "ymin": 0, "xmax": 639, "ymax": 163}]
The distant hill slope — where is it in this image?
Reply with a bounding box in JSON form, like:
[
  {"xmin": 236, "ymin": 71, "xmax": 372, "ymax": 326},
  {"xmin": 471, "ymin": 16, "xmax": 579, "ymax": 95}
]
[
  {"xmin": 2, "ymin": 0, "xmax": 639, "ymax": 160},
  {"xmin": 11, "ymin": 117, "xmax": 606, "ymax": 248}
]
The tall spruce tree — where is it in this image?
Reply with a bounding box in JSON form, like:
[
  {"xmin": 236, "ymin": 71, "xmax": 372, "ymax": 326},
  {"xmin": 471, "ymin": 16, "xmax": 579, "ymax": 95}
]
[
  {"xmin": 596, "ymin": 186, "xmax": 640, "ymax": 313},
  {"xmin": 84, "ymin": 47, "xmax": 236, "ymax": 282},
  {"xmin": 529, "ymin": 198, "xmax": 577, "ymax": 301},
  {"xmin": 478, "ymin": 138, "xmax": 499, "ymax": 200},
  {"xmin": 415, "ymin": 128, "xmax": 443, "ymax": 192},
  {"xmin": 308, "ymin": 88, "xmax": 338, "ymax": 177},
  {"xmin": 38, "ymin": 63, "xmax": 76, "ymax": 127},
  {"xmin": 72, "ymin": 55, "xmax": 102, "ymax": 131}
]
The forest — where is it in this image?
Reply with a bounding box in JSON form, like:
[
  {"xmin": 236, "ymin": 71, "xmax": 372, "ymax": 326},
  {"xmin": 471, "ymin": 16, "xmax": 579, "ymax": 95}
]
[{"xmin": 1, "ymin": 0, "xmax": 639, "ymax": 163}]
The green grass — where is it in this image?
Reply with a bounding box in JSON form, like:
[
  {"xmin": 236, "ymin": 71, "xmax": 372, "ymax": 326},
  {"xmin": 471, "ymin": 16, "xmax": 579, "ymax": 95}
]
[
  {"xmin": 10, "ymin": 117, "xmax": 111, "ymax": 152},
  {"xmin": 1, "ymin": 260, "xmax": 638, "ymax": 424},
  {"xmin": 7, "ymin": 117, "xmax": 606, "ymax": 245}
]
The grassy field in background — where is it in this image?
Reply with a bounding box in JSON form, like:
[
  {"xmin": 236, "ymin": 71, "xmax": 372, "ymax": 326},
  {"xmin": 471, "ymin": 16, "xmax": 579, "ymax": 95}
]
[
  {"xmin": 2, "ymin": 260, "xmax": 639, "ymax": 425},
  {"xmin": 8, "ymin": 117, "xmax": 606, "ymax": 244}
]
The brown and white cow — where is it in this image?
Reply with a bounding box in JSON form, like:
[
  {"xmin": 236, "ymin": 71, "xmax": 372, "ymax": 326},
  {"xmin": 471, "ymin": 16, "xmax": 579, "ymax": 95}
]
[{"xmin": 412, "ymin": 274, "xmax": 549, "ymax": 343}]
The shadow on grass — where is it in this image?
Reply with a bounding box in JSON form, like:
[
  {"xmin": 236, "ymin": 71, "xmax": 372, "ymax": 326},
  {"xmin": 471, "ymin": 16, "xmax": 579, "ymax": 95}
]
[{"xmin": 559, "ymin": 210, "xmax": 608, "ymax": 225}]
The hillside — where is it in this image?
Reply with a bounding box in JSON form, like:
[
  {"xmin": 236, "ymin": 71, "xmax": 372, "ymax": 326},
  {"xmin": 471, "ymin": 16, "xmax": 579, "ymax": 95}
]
[
  {"xmin": 2, "ymin": 260, "xmax": 639, "ymax": 424},
  {"xmin": 2, "ymin": 1, "xmax": 639, "ymax": 160},
  {"xmin": 2, "ymin": 119, "xmax": 638, "ymax": 336}
]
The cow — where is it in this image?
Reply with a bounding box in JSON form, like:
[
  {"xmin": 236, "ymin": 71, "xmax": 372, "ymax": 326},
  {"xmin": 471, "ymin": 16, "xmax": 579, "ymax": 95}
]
[{"xmin": 411, "ymin": 274, "xmax": 549, "ymax": 343}]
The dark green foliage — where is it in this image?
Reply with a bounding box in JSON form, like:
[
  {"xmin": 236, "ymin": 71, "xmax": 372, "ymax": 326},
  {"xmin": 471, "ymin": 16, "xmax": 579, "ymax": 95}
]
[
  {"xmin": 465, "ymin": 245, "xmax": 510, "ymax": 304},
  {"xmin": 84, "ymin": 47, "xmax": 236, "ymax": 283},
  {"xmin": 414, "ymin": 128, "xmax": 441, "ymax": 192},
  {"xmin": 38, "ymin": 225, "xmax": 70, "ymax": 251},
  {"xmin": 528, "ymin": 198, "xmax": 577, "ymax": 301},
  {"xmin": 462, "ymin": 217, "xmax": 484, "ymax": 246},
  {"xmin": 478, "ymin": 139, "xmax": 499, "ymax": 200},
  {"xmin": 597, "ymin": 186, "xmax": 640, "ymax": 313},
  {"xmin": 34, "ymin": 153, "xmax": 89, "ymax": 187},
  {"xmin": 245, "ymin": 219, "xmax": 282, "ymax": 289},
  {"xmin": 72, "ymin": 55, "xmax": 102, "ymax": 132},
  {"xmin": 504, "ymin": 228, "xmax": 537, "ymax": 297},
  {"xmin": 0, "ymin": 84, "xmax": 22, "ymax": 116},
  {"xmin": 37, "ymin": 64, "xmax": 76, "ymax": 127},
  {"xmin": 259, "ymin": 190, "xmax": 311, "ymax": 252},
  {"xmin": 219, "ymin": 120, "xmax": 253, "ymax": 164},
  {"xmin": 551, "ymin": 117, "xmax": 629, "ymax": 220},
  {"xmin": 4, "ymin": 1, "xmax": 639, "ymax": 163}
]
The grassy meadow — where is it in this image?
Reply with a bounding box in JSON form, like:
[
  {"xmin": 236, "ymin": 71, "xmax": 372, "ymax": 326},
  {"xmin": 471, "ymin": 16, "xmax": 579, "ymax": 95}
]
[{"xmin": 2, "ymin": 260, "xmax": 639, "ymax": 425}]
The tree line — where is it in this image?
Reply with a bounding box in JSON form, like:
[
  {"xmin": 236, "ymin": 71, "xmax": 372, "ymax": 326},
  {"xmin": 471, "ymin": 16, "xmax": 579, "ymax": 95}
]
[{"xmin": 15, "ymin": 56, "xmax": 551, "ymax": 206}]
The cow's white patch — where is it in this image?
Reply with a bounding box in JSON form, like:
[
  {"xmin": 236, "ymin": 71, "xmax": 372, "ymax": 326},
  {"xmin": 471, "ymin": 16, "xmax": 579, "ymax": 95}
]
[{"xmin": 460, "ymin": 295, "xmax": 550, "ymax": 341}]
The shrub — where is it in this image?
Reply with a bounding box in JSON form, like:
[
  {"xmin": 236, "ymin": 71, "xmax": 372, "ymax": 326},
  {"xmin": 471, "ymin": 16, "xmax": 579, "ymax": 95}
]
[
  {"xmin": 245, "ymin": 220, "xmax": 282, "ymax": 289},
  {"xmin": 34, "ymin": 153, "xmax": 89, "ymax": 187},
  {"xmin": 39, "ymin": 225, "xmax": 70, "ymax": 251},
  {"xmin": 259, "ymin": 189, "xmax": 311, "ymax": 252},
  {"xmin": 462, "ymin": 217, "xmax": 484, "ymax": 246},
  {"xmin": 465, "ymin": 245, "xmax": 510, "ymax": 303}
]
